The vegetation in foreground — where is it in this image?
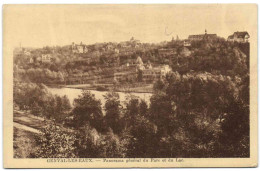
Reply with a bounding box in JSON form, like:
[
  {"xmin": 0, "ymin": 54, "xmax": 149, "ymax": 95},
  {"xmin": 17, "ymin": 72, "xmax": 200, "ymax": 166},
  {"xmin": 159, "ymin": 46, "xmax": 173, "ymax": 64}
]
[{"xmin": 13, "ymin": 40, "xmax": 249, "ymax": 158}]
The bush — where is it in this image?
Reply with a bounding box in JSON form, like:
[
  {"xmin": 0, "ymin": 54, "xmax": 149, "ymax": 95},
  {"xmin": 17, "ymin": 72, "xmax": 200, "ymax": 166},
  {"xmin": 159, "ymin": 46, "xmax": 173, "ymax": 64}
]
[
  {"xmin": 32, "ymin": 123, "xmax": 77, "ymax": 158},
  {"xmin": 14, "ymin": 82, "xmax": 71, "ymax": 121}
]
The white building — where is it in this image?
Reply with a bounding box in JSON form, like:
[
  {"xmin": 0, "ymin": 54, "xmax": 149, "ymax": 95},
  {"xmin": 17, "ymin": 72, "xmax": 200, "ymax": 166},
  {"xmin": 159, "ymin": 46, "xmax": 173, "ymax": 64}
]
[
  {"xmin": 41, "ymin": 54, "xmax": 52, "ymax": 63},
  {"xmin": 227, "ymin": 31, "xmax": 250, "ymax": 43},
  {"xmin": 72, "ymin": 42, "xmax": 88, "ymax": 53}
]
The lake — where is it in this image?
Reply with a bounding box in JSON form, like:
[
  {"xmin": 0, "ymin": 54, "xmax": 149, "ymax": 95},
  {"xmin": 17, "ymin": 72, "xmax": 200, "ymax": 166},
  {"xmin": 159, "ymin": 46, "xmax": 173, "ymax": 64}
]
[{"xmin": 48, "ymin": 87, "xmax": 153, "ymax": 108}]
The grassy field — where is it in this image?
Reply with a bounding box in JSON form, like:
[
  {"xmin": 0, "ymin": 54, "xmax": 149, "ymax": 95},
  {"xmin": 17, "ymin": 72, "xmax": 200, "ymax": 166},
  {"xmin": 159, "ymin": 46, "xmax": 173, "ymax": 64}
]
[
  {"xmin": 116, "ymin": 84, "xmax": 154, "ymax": 93},
  {"xmin": 13, "ymin": 110, "xmax": 44, "ymax": 158},
  {"xmin": 13, "ymin": 127, "xmax": 38, "ymax": 158}
]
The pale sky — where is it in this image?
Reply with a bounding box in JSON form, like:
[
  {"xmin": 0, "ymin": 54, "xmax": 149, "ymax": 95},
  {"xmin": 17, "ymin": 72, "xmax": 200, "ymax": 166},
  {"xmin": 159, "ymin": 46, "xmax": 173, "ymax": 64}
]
[{"xmin": 3, "ymin": 4, "xmax": 257, "ymax": 48}]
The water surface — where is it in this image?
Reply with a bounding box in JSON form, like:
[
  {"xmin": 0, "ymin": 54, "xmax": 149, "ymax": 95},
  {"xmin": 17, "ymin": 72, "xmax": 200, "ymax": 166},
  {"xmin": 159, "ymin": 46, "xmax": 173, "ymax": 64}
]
[{"xmin": 48, "ymin": 87, "xmax": 152, "ymax": 108}]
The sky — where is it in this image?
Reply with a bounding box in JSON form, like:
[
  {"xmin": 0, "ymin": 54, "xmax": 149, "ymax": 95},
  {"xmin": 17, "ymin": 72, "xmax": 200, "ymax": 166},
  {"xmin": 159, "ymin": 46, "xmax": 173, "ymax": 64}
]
[{"xmin": 3, "ymin": 4, "xmax": 257, "ymax": 48}]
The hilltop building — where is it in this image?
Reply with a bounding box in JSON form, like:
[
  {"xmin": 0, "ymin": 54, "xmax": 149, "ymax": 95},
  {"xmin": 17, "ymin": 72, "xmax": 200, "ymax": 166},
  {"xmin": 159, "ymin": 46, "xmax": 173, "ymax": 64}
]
[
  {"xmin": 227, "ymin": 31, "xmax": 250, "ymax": 43},
  {"xmin": 183, "ymin": 40, "xmax": 191, "ymax": 47},
  {"xmin": 130, "ymin": 37, "xmax": 141, "ymax": 44},
  {"xmin": 31, "ymin": 54, "xmax": 52, "ymax": 63},
  {"xmin": 72, "ymin": 42, "xmax": 88, "ymax": 53},
  {"xmin": 23, "ymin": 50, "xmax": 31, "ymax": 56},
  {"xmin": 106, "ymin": 44, "xmax": 114, "ymax": 50},
  {"xmin": 188, "ymin": 30, "xmax": 217, "ymax": 41},
  {"xmin": 119, "ymin": 37, "xmax": 141, "ymax": 48},
  {"xmin": 176, "ymin": 35, "xmax": 179, "ymax": 41}
]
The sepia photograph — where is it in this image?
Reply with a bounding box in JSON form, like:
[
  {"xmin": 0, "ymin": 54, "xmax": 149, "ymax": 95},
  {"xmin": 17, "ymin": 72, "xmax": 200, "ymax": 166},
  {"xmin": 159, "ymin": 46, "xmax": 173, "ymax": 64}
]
[{"xmin": 3, "ymin": 4, "xmax": 258, "ymax": 168}]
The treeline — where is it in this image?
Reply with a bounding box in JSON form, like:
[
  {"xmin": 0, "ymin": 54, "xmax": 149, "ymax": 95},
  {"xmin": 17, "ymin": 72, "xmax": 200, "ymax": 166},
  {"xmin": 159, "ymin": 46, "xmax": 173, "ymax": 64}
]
[
  {"xmin": 172, "ymin": 41, "xmax": 249, "ymax": 77},
  {"xmin": 14, "ymin": 66, "xmax": 66, "ymax": 84},
  {"xmin": 14, "ymin": 81, "xmax": 71, "ymax": 122},
  {"xmin": 29, "ymin": 70, "xmax": 248, "ymax": 157},
  {"xmin": 15, "ymin": 40, "xmax": 248, "ymax": 86}
]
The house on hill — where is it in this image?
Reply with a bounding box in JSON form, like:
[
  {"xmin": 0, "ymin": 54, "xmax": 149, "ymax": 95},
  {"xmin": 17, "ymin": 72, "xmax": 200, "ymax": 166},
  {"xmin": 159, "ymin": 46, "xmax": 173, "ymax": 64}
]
[
  {"xmin": 72, "ymin": 42, "xmax": 88, "ymax": 53},
  {"xmin": 106, "ymin": 44, "xmax": 114, "ymax": 50},
  {"xmin": 188, "ymin": 30, "xmax": 217, "ymax": 41},
  {"xmin": 24, "ymin": 50, "xmax": 31, "ymax": 56},
  {"xmin": 114, "ymin": 56, "xmax": 172, "ymax": 83},
  {"xmin": 29, "ymin": 57, "xmax": 34, "ymax": 63},
  {"xmin": 130, "ymin": 37, "xmax": 141, "ymax": 44},
  {"xmin": 41, "ymin": 54, "xmax": 52, "ymax": 63},
  {"xmin": 142, "ymin": 65, "xmax": 172, "ymax": 83},
  {"xmin": 183, "ymin": 40, "xmax": 191, "ymax": 47},
  {"xmin": 119, "ymin": 37, "xmax": 141, "ymax": 48},
  {"xmin": 227, "ymin": 31, "xmax": 250, "ymax": 43}
]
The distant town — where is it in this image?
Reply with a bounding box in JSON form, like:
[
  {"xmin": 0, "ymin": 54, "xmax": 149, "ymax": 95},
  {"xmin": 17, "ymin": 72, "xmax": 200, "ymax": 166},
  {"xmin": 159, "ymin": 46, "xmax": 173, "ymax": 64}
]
[
  {"xmin": 13, "ymin": 29, "xmax": 250, "ymax": 158},
  {"xmin": 14, "ymin": 30, "xmax": 250, "ymax": 92}
]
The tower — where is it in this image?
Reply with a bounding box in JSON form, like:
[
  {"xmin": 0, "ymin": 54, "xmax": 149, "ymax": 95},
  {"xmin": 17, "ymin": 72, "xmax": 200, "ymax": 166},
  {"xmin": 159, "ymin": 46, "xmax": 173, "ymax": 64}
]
[{"xmin": 176, "ymin": 35, "xmax": 179, "ymax": 41}]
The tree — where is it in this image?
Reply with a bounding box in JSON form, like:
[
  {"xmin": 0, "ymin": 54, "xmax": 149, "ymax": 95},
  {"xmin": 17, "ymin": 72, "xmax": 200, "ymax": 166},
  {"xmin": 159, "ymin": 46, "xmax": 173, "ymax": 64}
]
[
  {"xmin": 149, "ymin": 92, "xmax": 176, "ymax": 136},
  {"xmin": 103, "ymin": 92, "xmax": 122, "ymax": 134},
  {"xmin": 121, "ymin": 115, "xmax": 158, "ymax": 157},
  {"xmin": 48, "ymin": 95, "xmax": 72, "ymax": 123},
  {"xmin": 150, "ymin": 71, "xmax": 249, "ymax": 157},
  {"xmin": 138, "ymin": 100, "xmax": 148, "ymax": 117},
  {"xmin": 123, "ymin": 97, "xmax": 139, "ymax": 128},
  {"xmin": 137, "ymin": 69, "xmax": 143, "ymax": 82},
  {"xmin": 72, "ymin": 90, "xmax": 104, "ymax": 131},
  {"xmin": 57, "ymin": 71, "xmax": 65, "ymax": 83},
  {"xmin": 99, "ymin": 129, "xmax": 125, "ymax": 157},
  {"xmin": 153, "ymin": 79, "xmax": 165, "ymax": 92},
  {"xmin": 73, "ymin": 125, "xmax": 102, "ymax": 157}
]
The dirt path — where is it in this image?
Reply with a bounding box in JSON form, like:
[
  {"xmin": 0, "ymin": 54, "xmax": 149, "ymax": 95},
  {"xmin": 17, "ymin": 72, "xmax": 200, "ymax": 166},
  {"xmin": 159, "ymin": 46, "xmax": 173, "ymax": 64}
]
[
  {"xmin": 14, "ymin": 110, "xmax": 46, "ymax": 131},
  {"xmin": 13, "ymin": 122, "xmax": 40, "ymax": 134},
  {"xmin": 13, "ymin": 110, "xmax": 75, "ymax": 158}
]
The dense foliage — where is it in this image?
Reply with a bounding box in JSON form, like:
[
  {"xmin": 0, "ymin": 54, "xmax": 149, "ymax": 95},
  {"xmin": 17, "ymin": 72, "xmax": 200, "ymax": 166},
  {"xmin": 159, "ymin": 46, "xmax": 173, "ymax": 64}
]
[
  {"xmin": 14, "ymin": 40, "xmax": 249, "ymax": 158},
  {"xmin": 14, "ymin": 81, "xmax": 71, "ymax": 122},
  {"xmin": 32, "ymin": 72, "xmax": 249, "ymax": 158}
]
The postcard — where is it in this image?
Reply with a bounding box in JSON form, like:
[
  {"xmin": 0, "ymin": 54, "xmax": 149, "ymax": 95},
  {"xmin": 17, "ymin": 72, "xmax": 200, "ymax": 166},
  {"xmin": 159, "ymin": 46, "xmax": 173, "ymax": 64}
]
[{"xmin": 3, "ymin": 4, "xmax": 258, "ymax": 168}]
